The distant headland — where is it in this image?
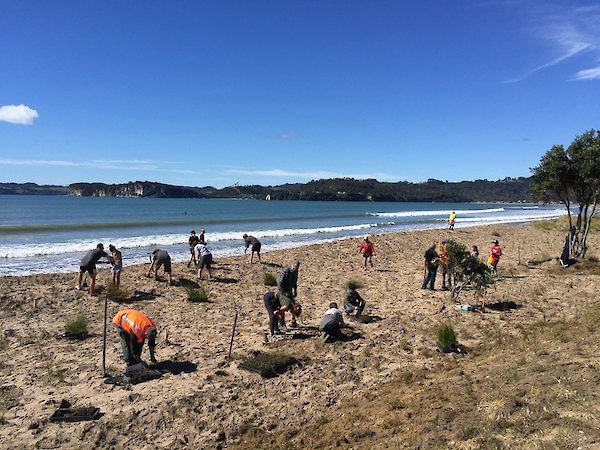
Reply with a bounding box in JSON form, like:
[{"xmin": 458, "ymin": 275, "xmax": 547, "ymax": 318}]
[{"xmin": 0, "ymin": 177, "xmax": 535, "ymax": 203}]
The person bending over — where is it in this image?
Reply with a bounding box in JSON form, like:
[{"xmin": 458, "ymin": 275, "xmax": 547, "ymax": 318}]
[
  {"xmin": 147, "ymin": 249, "xmax": 172, "ymax": 284},
  {"xmin": 77, "ymin": 243, "xmax": 113, "ymax": 296},
  {"xmin": 113, "ymin": 308, "xmax": 157, "ymax": 369},
  {"xmin": 243, "ymin": 234, "xmax": 262, "ymax": 263}
]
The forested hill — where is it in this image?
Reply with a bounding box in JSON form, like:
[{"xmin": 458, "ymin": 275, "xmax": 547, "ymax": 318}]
[
  {"xmin": 1, "ymin": 177, "xmax": 535, "ymax": 202},
  {"xmin": 0, "ymin": 183, "xmax": 68, "ymax": 195}
]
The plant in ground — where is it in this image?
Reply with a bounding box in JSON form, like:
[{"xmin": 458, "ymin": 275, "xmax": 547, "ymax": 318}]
[
  {"xmin": 106, "ymin": 285, "xmax": 133, "ymax": 300},
  {"xmin": 436, "ymin": 322, "xmax": 457, "ymax": 349},
  {"xmin": 440, "ymin": 240, "xmax": 494, "ymax": 301},
  {"xmin": 65, "ymin": 312, "xmax": 88, "ymax": 336},
  {"xmin": 263, "ymin": 272, "xmax": 277, "ymax": 286},
  {"xmin": 185, "ymin": 286, "xmax": 208, "ymax": 302},
  {"xmin": 532, "ymin": 129, "xmax": 600, "ymax": 258}
]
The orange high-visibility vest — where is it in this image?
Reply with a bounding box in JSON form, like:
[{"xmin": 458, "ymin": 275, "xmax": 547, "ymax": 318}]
[{"xmin": 113, "ymin": 309, "xmax": 155, "ymax": 343}]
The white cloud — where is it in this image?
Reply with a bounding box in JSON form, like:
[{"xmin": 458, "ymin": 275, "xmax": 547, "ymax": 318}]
[
  {"xmin": 505, "ymin": 4, "xmax": 600, "ymax": 82},
  {"xmin": 573, "ymin": 67, "xmax": 600, "ymax": 80},
  {"xmin": 0, "ymin": 158, "xmax": 197, "ymax": 174},
  {"xmin": 230, "ymin": 168, "xmax": 403, "ymax": 182},
  {"xmin": 0, "ymin": 104, "xmax": 39, "ymax": 125}
]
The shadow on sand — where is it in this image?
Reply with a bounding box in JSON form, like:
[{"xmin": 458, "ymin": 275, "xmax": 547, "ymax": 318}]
[{"xmin": 154, "ymin": 360, "xmax": 198, "ymax": 375}]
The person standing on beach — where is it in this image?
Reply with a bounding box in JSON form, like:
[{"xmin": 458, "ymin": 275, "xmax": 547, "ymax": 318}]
[
  {"xmin": 147, "ymin": 249, "xmax": 172, "ymax": 284},
  {"xmin": 438, "ymin": 240, "xmax": 451, "ymax": 290},
  {"xmin": 194, "ymin": 240, "xmax": 213, "ymax": 280},
  {"xmin": 187, "ymin": 230, "xmax": 199, "ymax": 268},
  {"xmin": 343, "ymin": 284, "xmax": 366, "ymax": 318},
  {"xmin": 448, "ymin": 211, "xmax": 456, "ymax": 230},
  {"xmin": 199, "ymin": 228, "xmax": 206, "ymax": 244},
  {"xmin": 243, "ymin": 234, "xmax": 262, "ymax": 263},
  {"xmin": 113, "ymin": 309, "xmax": 157, "ymax": 368},
  {"xmin": 109, "ymin": 244, "xmax": 123, "ymax": 289},
  {"xmin": 358, "ymin": 236, "xmax": 375, "ymax": 272},
  {"xmin": 77, "ymin": 243, "xmax": 113, "ymax": 296},
  {"xmin": 422, "ymin": 242, "xmax": 439, "ymax": 290},
  {"xmin": 489, "ymin": 240, "xmax": 503, "ymax": 274},
  {"xmin": 470, "ymin": 245, "xmax": 479, "ymax": 258},
  {"xmin": 276, "ymin": 260, "xmax": 300, "ymax": 327}
]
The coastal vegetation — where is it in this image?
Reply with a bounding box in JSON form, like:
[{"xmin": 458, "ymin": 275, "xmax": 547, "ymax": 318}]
[
  {"xmin": 64, "ymin": 312, "xmax": 89, "ymax": 337},
  {"xmin": 1, "ymin": 177, "xmax": 535, "ymax": 202},
  {"xmin": 531, "ymin": 129, "xmax": 600, "ymax": 257}
]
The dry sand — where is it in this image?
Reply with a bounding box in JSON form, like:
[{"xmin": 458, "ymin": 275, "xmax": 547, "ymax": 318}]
[{"xmin": 1, "ymin": 223, "xmax": 600, "ymax": 449}]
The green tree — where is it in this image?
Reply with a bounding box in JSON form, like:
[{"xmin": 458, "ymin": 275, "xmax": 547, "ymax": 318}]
[
  {"xmin": 442, "ymin": 240, "xmax": 494, "ymax": 301},
  {"xmin": 531, "ymin": 130, "xmax": 600, "ymax": 257}
]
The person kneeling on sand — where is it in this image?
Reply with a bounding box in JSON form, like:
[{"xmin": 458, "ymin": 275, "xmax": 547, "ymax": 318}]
[
  {"xmin": 343, "ymin": 284, "xmax": 366, "ymax": 318},
  {"xmin": 113, "ymin": 309, "xmax": 157, "ymax": 369},
  {"xmin": 147, "ymin": 249, "xmax": 172, "ymax": 284},
  {"xmin": 195, "ymin": 241, "xmax": 214, "ymax": 280},
  {"xmin": 319, "ymin": 302, "xmax": 350, "ymax": 343}
]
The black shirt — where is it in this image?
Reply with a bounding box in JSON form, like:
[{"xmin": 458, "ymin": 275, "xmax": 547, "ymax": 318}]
[{"xmin": 424, "ymin": 248, "xmax": 438, "ymax": 269}]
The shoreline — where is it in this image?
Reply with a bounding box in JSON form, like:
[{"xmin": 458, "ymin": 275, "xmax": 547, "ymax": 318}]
[
  {"xmin": 2, "ymin": 222, "xmax": 598, "ymax": 448},
  {"xmin": 0, "ymin": 212, "xmax": 564, "ymax": 278}
]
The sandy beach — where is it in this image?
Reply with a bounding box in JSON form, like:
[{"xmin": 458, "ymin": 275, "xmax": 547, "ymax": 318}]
[{"xmin": 2, "ymin": 222, "xmax": 600, "ymax": 449}]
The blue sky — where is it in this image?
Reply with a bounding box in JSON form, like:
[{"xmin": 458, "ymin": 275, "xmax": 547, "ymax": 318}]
[{"xmin": 1, "ymin": 1, "xmax": 599, "ymax": 188}]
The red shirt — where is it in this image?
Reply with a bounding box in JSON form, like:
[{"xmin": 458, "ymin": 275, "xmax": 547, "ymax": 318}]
[
  {"xmin": 490, "ymin": 246, "xmax": 502, "ymax": 261},
  {"xmin": 359, "ymin": 241, "xmax": 374, "ymax": 257}
]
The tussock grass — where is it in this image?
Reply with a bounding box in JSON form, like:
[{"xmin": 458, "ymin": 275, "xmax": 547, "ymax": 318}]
[
  {"xmin": 185, "ymin": 286, "xmax": 208, "ymax": 302},
  {"xmin": 65, "ymin": 312, "xmax": 88, "ymax": 336},
  {"xmin": 435, "ymin": 322, "xmax": 457, "ymax": 349},
  {"xmin": 263, "ymin": 272, "xmax": 277, "ymax": 286},
  {"xmin": 534, "ymin": 215, "xmax": 600, "ymax": 232},
  {"xmin": 107, "ymin": 285, "xmax": 133, "ymax": 300},
  {"xmin": 239, "ymin": 351, "xmax": 298, "ymax": 377}
]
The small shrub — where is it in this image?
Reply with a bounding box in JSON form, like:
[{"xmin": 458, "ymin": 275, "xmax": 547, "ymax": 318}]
[
  {"xmin": 65, "ymin": 312, "xmax": 88, "ymax": 336},
  {"xmin": 185, "ymin": 286, "xmax": 208, "ymax": 302},
  {"xmin": 436, "ymin": 322, "xmax": 457, "ymax": 349},
  {"xmin": 239, "ymin": 351, "xmax": 298, "ymax": 377},
  {"xmin": 343, "ymin": 279, "xmax": 363, "ymax": 289},
  {"xmin": 263, "ymin": 272, "xmax": 277, "ymax": 286},
  {"xmin": 107, "ymin": 285, "xmax": 133, "ymax": 300}
]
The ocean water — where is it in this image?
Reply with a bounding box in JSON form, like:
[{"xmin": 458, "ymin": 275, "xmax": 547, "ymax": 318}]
[{"xmin": 0, "ymin": 195, "xmax": 566, "ymax": 276}]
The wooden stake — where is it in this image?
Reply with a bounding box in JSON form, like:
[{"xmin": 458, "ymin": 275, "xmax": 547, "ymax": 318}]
[
  {"xmin": 102, "ymin": 293, "xmax": 108, "ymax": 376},
  {"xmin": 228, "ymin": 310, "xmax": 239, "ymax": 360}
]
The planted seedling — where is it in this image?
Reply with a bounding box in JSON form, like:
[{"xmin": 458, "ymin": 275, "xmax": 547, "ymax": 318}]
[
  {"xmin": 263, "ymin": 272, "xmax": 277, "ymax": 286},
  {"xmin": 64, "ymin": 312, "xmax": 88, "ymax": 339},
  {"xmin": 185, "ymin": 286, "xmax": 208, "ymax": 302}
]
